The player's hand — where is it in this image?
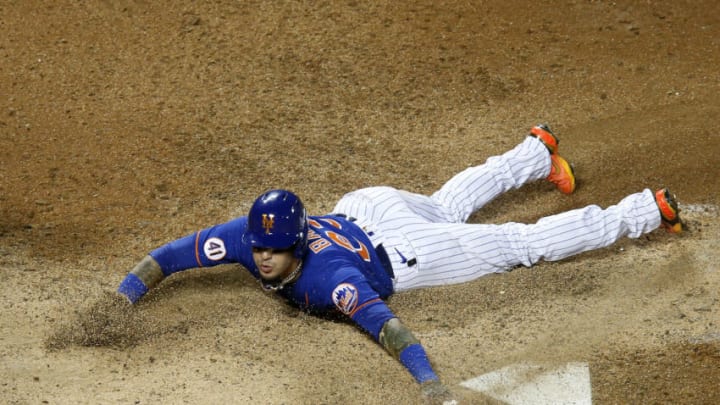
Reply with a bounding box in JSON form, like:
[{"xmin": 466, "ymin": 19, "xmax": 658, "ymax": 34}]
[
  {"xmin": 421, "ymin": 380, "xmax": 457, "ymax": 405},
  {"xmin": 112, "ymin": 289, "xmax": 135, "ymax": 306}
]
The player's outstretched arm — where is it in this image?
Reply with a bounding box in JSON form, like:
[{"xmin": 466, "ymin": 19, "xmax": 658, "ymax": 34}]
[
  {"xmin": 379, "ymin": 318, "xmax": 455, "ymax": 403},
  {"xmin": 117, "ymin": 255, "xmax": 165, "ymax": 304}
]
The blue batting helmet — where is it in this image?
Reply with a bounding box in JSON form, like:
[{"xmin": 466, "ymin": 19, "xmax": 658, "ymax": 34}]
[{"xmin": 243, "ymin": 189, "xmax": 308, "ymax": 258}]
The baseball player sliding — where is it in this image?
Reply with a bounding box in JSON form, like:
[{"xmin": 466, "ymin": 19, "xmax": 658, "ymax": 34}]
[{"xmin": 116, "ymin": 124, "xmax": 682, "ymax": 403}]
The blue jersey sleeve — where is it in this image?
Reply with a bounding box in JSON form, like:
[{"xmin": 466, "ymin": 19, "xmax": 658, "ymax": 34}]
[
  {"xmin": 350, "ymin": 297, "xmax": 397, "ymax": 340},
  {"xmin": 325, "ymin": 272, "xmax": 396, "ymax": 340},
  {"xmin": 327, "ymin": 274, "xmax": 438, "ymax": 383},
  {"xmin": 149, "ymin": 216, "xmax": 253, "ymax": 276},
  {"xmin": 118, "ymin": 216, "xmax": 256, "ymax": 303}
]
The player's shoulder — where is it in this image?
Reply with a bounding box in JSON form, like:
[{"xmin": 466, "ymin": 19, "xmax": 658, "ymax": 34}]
[
  {"xmin": 198, "ymin": 216, "xmax": 250, "ymax": 252},
  {"xmin": 223, "ymin": 215, "xmax": 249, "ymax": 228},
  {"xmin": 208, "ymin": 216, "xmax": 247, "ymax": 238},
  {"xmin": 308, "ymin": 214, "xmax": 364, "ymax": 234},
  {"xmin": 309, "ymin": 213, "xmax": 348, "ymax": 226}
]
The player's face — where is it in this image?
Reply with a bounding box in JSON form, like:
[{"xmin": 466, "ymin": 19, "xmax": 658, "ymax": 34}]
[{"xmin": 252, "ymin": 247, "xmax": 299, "ymax": 281}]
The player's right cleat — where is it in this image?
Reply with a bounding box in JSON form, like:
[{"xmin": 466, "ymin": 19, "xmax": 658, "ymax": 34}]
[
  {"xmin": 655, "ymin": 188, "xmax": 682, "ymax": 233},
  {"xmin": 530, "ymin": 124, "xmax": 576, "ymax": 194},
  {"xmin": 530, "ymin": 124, "xmax": 559, "ymax": 155}
]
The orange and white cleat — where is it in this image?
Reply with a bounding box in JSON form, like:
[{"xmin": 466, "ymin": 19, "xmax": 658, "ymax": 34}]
[
  {"xmin": 655, "ymin": 188, "xmax": 682, "ymax": 233},
  {"xmin": 530, "ymin": 124, "xmax": 576, "ymax": 194}
]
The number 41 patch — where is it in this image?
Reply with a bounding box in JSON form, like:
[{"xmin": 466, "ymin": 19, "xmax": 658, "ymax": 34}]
[{"xmin": 203, "ymin": 237, "xmax": 227, "ymax": 261}]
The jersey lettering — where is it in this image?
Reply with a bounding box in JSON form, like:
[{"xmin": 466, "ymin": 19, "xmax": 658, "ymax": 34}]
[
  {"xmin": 307, "ymin": 218, "xmax": 371, "ymax": 261},
  {"xmin": 326, "ymin": 231, "xmax": 370, "ymax": 261},
  {"xmin": 308, "ymin": 217, "xmax": 343, "ymax": 230},
  {"xmin": 308, "ymin": 228, "xmax": 322, "ymax": 240},
  {"xmin": 319, "ymin": 217, "xmax": 342, "ymax": 229},
  {"xmin": 309, "ymin": 237, "xmax": 332, "ymax": 252}
]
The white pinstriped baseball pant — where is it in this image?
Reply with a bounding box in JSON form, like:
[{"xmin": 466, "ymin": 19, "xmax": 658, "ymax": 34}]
[{"xmin": 332, "ymin": 136, "xmax": 662, "ymax": 292}]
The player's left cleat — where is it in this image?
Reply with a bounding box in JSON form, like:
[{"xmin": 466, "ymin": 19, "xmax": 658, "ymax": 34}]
[
  {"xmin": 548, "ymin": 154, "xmax": 576, "ymax": 194},
  {"xmin": 655, "ymin": 188, "xmax": 682, "ymax": 233},
  {"xmin": 530, "ymin": 124, "xmax": 576, "ymax": 194}
]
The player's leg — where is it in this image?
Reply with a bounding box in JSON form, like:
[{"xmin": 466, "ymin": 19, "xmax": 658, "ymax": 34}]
[
  {"xmin": 333, "ymin": 186, "xmax": 407, "ymax": 223},
  {"xmin": 390, "ymin": 189, "xmax": 662, "ymax": 291},
  {"xmin": 428, "ymin": 124, "xmax": 578, "ymax": 223},
  {"xmin": 427, "ymin": 135, "xmax": 551, "ymax": 223},
  {"xmin": 335, "ymin": 135, "xmax": 552, "ymax": 225},
  {"xmin": 335, "ymin": 126, "xmax": 574, "ymax": 225}
]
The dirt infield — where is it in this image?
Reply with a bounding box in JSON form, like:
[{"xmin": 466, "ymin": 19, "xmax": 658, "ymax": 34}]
[{"xmin": 2, "ymin": 1, "xmax": 719, "ymax": 403}]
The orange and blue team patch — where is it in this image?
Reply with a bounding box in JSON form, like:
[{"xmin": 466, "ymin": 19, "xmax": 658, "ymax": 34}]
[{"xmin": 332, "ymin": 283, "xmax": 359, "ymax": 314}]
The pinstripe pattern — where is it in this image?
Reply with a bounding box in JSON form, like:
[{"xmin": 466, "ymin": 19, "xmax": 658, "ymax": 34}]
[{"xmin": 333, "ymin": 137, "xmax": 662, "ymax": 292}]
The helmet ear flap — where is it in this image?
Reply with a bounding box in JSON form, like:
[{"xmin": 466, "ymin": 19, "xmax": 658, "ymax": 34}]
[{"xmin": 244, "ymin": 189, "xmax": 309, "ymax": 257}]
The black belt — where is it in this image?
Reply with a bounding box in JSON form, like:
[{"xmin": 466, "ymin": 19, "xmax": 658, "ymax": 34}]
[{"xmin": 333, "ymin": 213, "xmax": 395, "ymax": 279}]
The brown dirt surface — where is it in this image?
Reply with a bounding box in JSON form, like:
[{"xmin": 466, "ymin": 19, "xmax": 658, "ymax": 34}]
[{"xmin": 2, "ymin": 1, "xmax": 719, "ymax": 404}]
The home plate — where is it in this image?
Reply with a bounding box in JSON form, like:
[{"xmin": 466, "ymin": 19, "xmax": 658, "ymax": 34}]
[{"xmin": 460, "ymin": 362, "xmax": 592, "ymax": 404}]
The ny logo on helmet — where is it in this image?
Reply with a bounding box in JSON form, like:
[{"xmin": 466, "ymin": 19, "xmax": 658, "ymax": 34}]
[{"xmin": 262, "ymin": 213, "xmax": 275, "ymax": 234}]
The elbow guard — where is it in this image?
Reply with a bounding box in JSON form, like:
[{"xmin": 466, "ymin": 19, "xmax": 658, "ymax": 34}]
[
  {"xmin": 378, "ymin": 318, "xmax": 420, "ymax": 358},
  {"xmin": 378, "ymin": 318, "xmax": 438, "ymax": 384}
]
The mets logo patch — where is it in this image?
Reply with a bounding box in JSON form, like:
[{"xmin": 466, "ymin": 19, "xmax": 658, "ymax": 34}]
[{"xmin": 332, "ymin": 283, "xmax": 359, "ymax": 314}]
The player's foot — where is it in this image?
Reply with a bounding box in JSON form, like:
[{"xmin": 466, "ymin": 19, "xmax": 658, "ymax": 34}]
[
  {"xmin": 655, "ymin": 188, "xmax": 682, "ymax": 233},
  {"xmin": 548, "ymin": 154, "xmax": 576, "ymax": 194},
  {"xmin": 529, "ymin": 124, "xmax": 559, "ymax": 154},
  {"xmin": 529, "ymin": 124, "xmax": 576, "ymax": 194}
]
